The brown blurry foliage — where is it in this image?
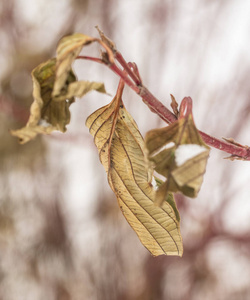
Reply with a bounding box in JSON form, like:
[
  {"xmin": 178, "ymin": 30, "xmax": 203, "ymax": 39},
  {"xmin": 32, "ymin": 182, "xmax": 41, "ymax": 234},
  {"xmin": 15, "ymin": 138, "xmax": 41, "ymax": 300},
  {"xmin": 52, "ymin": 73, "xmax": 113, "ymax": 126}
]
[{"xmin": 1, "ymin": 0, "xmax": 250, "ymax": 299}]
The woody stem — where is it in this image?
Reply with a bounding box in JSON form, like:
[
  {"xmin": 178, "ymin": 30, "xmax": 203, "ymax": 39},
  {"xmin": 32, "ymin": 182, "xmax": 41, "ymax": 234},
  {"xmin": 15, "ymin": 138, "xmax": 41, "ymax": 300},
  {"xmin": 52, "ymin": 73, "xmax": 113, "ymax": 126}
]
[{"xmin": 76, "ymin": 54, "xmax": 250, "ymax": 160}]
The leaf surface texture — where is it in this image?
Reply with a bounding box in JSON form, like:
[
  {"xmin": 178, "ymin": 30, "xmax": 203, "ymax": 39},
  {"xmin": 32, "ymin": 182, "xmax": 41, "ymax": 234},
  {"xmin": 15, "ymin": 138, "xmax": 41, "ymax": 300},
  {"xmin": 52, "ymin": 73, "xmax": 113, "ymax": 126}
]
[
  {"xmin": 11, "ymin": 57, "xmax": 106, "ymax": 144},
  {"xmin": 145, "ymin": 103, "xmax": 210, "ymax": 205},
  {"xmin": 86, "ymin": 91, "xmax": 183, "ymax": 256}
]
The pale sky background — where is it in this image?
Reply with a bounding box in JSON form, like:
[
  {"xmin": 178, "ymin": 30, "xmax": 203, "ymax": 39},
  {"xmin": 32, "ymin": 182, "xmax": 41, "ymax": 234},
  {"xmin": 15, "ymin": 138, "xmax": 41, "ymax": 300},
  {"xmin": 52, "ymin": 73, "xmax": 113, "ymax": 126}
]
[{"xmin": 1, "ymin": 1, "xmax": 250, "ymax": 299}]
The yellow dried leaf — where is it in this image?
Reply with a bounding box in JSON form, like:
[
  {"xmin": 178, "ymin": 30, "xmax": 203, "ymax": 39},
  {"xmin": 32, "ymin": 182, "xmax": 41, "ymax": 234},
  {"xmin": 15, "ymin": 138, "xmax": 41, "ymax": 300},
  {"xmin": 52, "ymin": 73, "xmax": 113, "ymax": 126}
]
[
  {"xmin": 145, "ymin": 99, "xmax": 210, "ymax": 205},
  {"xmin": 86, "ymin": 85, "xmax": 183, "ymax": 256},
  {"xmin": 11, "ymin": 58, "xmax": 106, "ymax": 144},
  {"xmin": 53, "ymin": 81, "xmax": 106, "ymax": 102},
  {"xmin": 11, "ymin": 58, "xmax": 73, "ymax": 143},
  {"xmin": 95, "ymin": 26, "xmax": 117, "ymax": 51},
  {"xmin": 170, "ymin": 94, "xmax": 179, "ymax": 117},
  {"xmin": 53, "ymin": 33, "xmax": 95, "ymax": 97}
]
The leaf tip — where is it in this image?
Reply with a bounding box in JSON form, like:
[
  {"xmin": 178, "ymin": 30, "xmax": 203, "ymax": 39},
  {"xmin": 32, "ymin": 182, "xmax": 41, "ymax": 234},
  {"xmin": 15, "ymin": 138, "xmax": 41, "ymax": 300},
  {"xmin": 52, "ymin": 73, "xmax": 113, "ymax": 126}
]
[
  {"xmin": 170, "ymin": 94, "xmax": 179, "ymax": 117},
  {"xmin": 95, "ymin": 25, "xmax": 117, "ymax": 51}
]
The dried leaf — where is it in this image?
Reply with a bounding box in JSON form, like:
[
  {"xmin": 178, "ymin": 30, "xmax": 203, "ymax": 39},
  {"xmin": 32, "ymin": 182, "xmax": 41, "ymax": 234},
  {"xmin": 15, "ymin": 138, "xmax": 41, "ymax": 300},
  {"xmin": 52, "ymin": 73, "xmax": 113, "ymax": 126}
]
[
  {"xmin": 145, "ymin": 99, "xmax": 210, "ymax": 205},
  {"xmin": 11, "ymin": 58, "xmax": 106, "ymax": 144},
  {"xmin": 86, "ymin": 85, "xmax": 183, "ymax": 256},
  {"xmin": 11, "ymin": 58, "xmax": 71, "ymax": 143},
  {"xmin": 52, "ymin": 81, "xmax": 106, "ymax": 102},
  {"xmin": 95, "ymin": 26, "xmax": 117, "ymax": 52},
  {"xmin": 170, "ymin": 94, "xmax": 179, "ymax": 117},
  {"xmin": 53, "ymin": 33, "xmax": 96, "ymax": 97}
]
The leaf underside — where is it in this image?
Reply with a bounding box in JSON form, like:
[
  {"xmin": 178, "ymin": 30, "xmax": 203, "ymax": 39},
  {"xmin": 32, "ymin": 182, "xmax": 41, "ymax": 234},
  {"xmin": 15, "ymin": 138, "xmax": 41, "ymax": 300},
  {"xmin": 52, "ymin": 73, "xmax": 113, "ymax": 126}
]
[
  {"xmin": 145, "ymin": 111, "xmax": 210, "ymax": 205},
  {"xmin": 53, "ymin": 33, "xmax": 95, "ymax": 97},
  {"xmin": 86, "ymin": 92, "xmax": 183, "ymax": 256}
]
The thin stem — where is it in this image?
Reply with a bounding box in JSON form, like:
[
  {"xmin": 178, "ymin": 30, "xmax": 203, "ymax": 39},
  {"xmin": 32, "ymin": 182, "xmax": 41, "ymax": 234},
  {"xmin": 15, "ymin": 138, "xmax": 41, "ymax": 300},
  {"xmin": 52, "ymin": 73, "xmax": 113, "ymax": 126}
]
[
  {"xmin": 77, "ymin": 56, "xmax": 103, "ymax": 64},
  {"xmin": 111, "ymin": 54, "xmax": 250, "ymax": 160},
  {"xmin": 139, "ymin": 86, "xmax": 177, "ymax": 124},
  {"xmin": 76, "ymin": 52, "xmax": 250, "ymax": 160},
  {"xmin": 199, "ymin": 132, "xmax": 250, "ymax": 159},
  {"xmin": 115, "ymin": 52, "xmax": 142, "ymax": 86},
  {"xmin": 128, "ymin": 62, "xmax": 142, "ymax": 85},
  {"xmin": 179, "ymin": 97, "xmax": 193, "ymax": 117},
  {"xmin": 177, "ymin": 97, "xmax": 250, "ymax": 159},
  {"xmin": 109, "ymin": 64, "xmax": 140, "ymax": 93},
  {"xmin": 76, "ymin": 55, "xmax": 140, "ymax": 94}
]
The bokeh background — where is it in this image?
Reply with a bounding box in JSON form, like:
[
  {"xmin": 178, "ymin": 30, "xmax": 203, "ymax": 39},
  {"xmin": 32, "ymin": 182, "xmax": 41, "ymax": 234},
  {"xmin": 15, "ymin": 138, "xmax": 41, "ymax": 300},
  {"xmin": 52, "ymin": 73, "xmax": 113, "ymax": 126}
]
[{"xmin": 1, "ymin": 0, "xmax": 250, "ymax": 299}]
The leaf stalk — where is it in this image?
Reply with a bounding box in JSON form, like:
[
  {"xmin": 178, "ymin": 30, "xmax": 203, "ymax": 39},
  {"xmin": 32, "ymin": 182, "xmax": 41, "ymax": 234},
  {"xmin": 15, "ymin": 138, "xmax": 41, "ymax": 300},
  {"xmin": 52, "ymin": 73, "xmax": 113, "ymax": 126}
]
[{"xmin": 76, "ymin": 41, "xmax": 250, "ymax": 160}]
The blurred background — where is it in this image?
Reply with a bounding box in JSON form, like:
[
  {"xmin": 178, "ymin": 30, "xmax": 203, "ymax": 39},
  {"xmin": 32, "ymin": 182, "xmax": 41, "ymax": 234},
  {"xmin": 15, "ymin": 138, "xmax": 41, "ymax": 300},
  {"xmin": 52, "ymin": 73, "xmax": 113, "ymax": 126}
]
[{"xmin": 1, "ymin": 0, "xmax": 250, "ymax": 299}]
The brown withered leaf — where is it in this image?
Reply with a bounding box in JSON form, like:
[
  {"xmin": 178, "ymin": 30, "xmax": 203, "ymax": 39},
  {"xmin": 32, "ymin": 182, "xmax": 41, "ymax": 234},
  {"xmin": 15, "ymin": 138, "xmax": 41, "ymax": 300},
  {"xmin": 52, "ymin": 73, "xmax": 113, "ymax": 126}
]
[
  {"xmin": 145, "ymin": 101, "xmax": 210, "ymax": 205},
  {"xmin": 52, "ymin": 81, "xmax": 106, "ymax": 102},
  {"xmin": 11, "ymin": 58, "xmax": 106, "ymax": 144},
  {"xmin": 86, "ymin": 84, "xmax": 183, "ymax": 256},
  {"xmin": 11, "ymin": 58, "xmax": 72, "ymax": 143},
  {"xmin": 52, "ymin": 33, "xmax": 96, "ymax": 97},
  {"xmin": 95, "ymin": 26, "xmax": 117, "ymax": 52},
  {"xmin": 170, "ymin": 94, "xmax": 179, "ymax": 117}
]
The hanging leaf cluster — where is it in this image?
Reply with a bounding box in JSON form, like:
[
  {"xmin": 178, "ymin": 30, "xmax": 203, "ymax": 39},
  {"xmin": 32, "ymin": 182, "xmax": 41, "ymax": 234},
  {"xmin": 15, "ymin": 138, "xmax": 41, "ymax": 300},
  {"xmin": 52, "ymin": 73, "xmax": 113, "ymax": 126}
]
[
  {"xmin": 11, "ymin": 34, "xmax": 106, "ymax": 144},
  {"xmin": 10, "ymin": 31, "xmax": 211, "ymax": 257}
]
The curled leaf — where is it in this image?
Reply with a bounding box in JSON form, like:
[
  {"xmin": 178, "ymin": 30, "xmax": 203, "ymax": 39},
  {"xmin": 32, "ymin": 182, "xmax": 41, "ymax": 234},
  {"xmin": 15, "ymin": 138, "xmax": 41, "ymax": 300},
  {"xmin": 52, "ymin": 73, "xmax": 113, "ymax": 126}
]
[
  {"xmin": 53, "ymin": 33, "xmax": 95, "ymax": 97},
  {"xmin": 53, "ymin": 81, "xmax": 106, "ymax": 102},
  {"xmin": 86, "ymin": 83, "xmax": 183, "ymax": 256},
  {"xmin": 145, "ymin": 97, "xmax": 210, "ymax": 205},
  {"xmin": 11, "ymin": 58, "xmax": 74, "ymax": 143},
  {"xmin": 95, "ymin": 26, "xmax": 117, "ymax": 52},
  {"xmin": 170, "ymin": 94, "xmax": 179, "ymax": 117},
  {"xmin": 11, "ymin": 58, "xmax": 106, "ymax": 144}
]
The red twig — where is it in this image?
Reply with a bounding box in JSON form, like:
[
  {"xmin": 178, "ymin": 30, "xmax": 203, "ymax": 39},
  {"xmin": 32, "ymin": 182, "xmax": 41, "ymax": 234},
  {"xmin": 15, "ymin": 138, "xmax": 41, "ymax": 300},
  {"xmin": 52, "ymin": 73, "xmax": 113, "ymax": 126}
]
[
  {"xmin": 76, "ymin": 50, "xmax": 250, "ymax": 160},
  {"xmin": 77, "ymin": 56, "xmax": 103, "ymax": 64},
  {"xmin": 199, "ymin": 131, "xmax": 249, "ymax": 159},
  {"xmin": 139, "ymin": 86, "xmax": 177, "ymax": 124},
  {"xmin": 115, "ymin": 52, "xmax": 142, "ymax": 86},
  {"xmin": 179, "ymin": 97, "xmax": 193, "ymax": 117},
  {"xmin": 109, "ymin": 63, "xmax": 140, "ymax": 93}
]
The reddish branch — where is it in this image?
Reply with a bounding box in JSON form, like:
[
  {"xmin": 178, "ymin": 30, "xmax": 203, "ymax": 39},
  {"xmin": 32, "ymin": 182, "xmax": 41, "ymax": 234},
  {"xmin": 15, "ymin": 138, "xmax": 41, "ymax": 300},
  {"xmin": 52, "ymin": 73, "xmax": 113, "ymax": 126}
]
[{"xmin": 79, "ymin": 46, "xmax": 250, "ymax": 160}]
